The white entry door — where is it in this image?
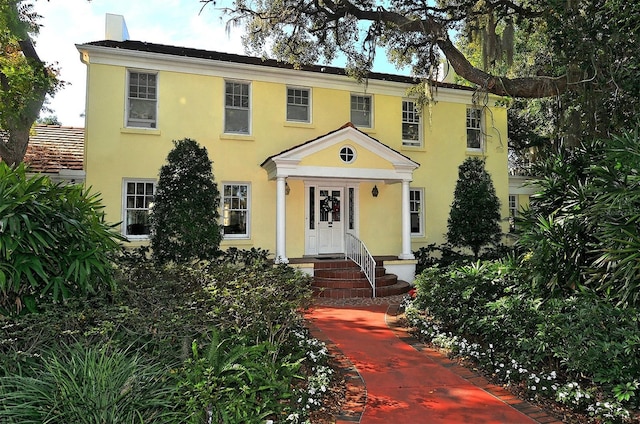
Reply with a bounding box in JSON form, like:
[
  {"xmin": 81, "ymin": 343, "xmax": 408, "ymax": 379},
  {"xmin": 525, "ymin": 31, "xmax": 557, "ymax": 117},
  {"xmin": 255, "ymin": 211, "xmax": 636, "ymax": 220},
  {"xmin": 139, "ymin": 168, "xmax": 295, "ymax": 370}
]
[{"xmin": 317, "ymin": 188, "xmax": 344, "ymax": 254}]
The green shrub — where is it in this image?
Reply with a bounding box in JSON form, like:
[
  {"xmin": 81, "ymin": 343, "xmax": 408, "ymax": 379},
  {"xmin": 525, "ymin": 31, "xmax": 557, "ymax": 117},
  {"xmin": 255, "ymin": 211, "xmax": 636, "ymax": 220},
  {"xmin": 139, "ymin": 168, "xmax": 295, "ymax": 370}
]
[
  {"xmin": 447, "ymin": 157, "xmax": 503, "ymax": 259},
  {"xmin": 411, "ymin": 261, "xmax": 640, "ymax": 414},
  {"xmin": 178, "ymin": 330, "xmax": 303, "ymax": 423},
  {"xmin": 518, "ymin": 127, "xmax": 640, "ymax": 306},
  {"xmin": 0, "ymin": 344, "xmax": 179, "ymax": 423},
  {"xmin": 0, "ymin": 163, "xmax": 124, "ymax": 316},
  {"xmin": 150, "ymin": 138, "xmax": 222, "ymax": 264}
]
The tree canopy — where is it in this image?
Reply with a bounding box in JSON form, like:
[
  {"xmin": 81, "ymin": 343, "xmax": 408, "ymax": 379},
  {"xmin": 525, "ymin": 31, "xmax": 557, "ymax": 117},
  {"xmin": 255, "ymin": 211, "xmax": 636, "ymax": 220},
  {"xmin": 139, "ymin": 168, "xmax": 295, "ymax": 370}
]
[{"xmin": 0, "ymin": 0, "xmax": 61, "ymax": 166}]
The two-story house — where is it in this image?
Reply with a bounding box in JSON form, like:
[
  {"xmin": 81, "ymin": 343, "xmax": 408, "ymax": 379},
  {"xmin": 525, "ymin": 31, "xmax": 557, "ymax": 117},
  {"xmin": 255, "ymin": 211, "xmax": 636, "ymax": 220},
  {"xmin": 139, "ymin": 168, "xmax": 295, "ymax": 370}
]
[{"xmin": 76, "ymin": 15, "xmax": 509, "ymax": 288}]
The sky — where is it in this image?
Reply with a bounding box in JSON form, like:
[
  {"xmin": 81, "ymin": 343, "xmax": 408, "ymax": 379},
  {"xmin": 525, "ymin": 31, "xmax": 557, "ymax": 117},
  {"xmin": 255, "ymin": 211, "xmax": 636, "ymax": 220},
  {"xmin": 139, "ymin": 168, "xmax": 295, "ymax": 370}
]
[{"xmin": 32, "ymin": 0, "xmax": 408, "ymax": 128}]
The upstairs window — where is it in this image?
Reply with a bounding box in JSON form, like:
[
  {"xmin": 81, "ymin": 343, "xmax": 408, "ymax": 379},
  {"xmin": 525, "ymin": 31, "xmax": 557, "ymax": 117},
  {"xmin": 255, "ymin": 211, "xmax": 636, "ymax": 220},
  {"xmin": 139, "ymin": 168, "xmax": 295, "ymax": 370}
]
[
  {"xmin": 351, "ymin": 94, "xmax": 372, "ymax": 128},
  {"xmin": 466, "ymin": 107, "xmax": 483, "ymax": 150},
  {"xmin": 225, "ymin": 81, "xmax": 250, "ymax": 134},
  {"xmin": 402, "ymin": 100, "xmax": 422, "ymax": 147},
  {"xmin": 127, "ymin": 71, "xmax": 157, "ymax": 128},
  {"xmin": 123, "ymin": 180, "xmax": 155, "ymax": 238},
  {"xmin": 287, "ymin": 87, "xmax": 310, "ymax": 122}
]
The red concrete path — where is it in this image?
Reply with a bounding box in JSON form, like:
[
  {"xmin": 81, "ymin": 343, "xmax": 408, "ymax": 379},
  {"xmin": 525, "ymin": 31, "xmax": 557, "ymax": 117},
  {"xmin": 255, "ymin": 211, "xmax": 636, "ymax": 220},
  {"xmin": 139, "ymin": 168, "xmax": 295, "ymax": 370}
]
[{"xmin": 306, "ymin": 304, "xmax": 559, "ymax": 424}]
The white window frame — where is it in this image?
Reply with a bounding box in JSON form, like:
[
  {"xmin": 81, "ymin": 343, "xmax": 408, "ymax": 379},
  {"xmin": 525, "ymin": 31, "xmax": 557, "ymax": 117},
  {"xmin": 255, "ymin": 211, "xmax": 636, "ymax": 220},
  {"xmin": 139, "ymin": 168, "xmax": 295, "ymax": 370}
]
[
  {"xmin": 224, "ymin": 80, "xmax": 251, "ymax": 134},
  {"xmin": 126, "ymin": 70, "xmax": 158, "ymax": 128},
  {"xmin": 466, "ymin": 106, "xmax": 483, "ymax": 150},
  {"xmin": 509, "ymin": 194, "xmax": 518, "ymax": 232},
  {"xmin": 122, "ymin": 179, "xmax": 156, "ymax": 239},
  {"xmin": 350, "ymin": 94, "xmax": 373, "ymax": 128},
  {"xmin": 286, "ymin": 86, "xmax": 311, "ymax": 123},
  {"xmin": 402, "ymin": 100, "xmax": 422, "ymax": 147},
  {"xmin": 410, "ymin": 188, "xmax": 424, "ymax": 237},
  {"xmin": 222, "ymin": 183, "xmax": 251, "ymax": 239}
]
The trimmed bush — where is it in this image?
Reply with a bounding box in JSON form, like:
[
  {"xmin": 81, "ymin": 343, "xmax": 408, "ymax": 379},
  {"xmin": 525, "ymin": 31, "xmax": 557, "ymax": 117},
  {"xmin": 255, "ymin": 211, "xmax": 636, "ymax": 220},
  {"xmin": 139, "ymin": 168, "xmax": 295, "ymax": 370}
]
[
  {"xmin": 150, "ymin": 138, "xmax": 222, "ymax": 264},
  {"xmin": 447, "ymin": 157, "xmax": 502, "ymax": 259}
]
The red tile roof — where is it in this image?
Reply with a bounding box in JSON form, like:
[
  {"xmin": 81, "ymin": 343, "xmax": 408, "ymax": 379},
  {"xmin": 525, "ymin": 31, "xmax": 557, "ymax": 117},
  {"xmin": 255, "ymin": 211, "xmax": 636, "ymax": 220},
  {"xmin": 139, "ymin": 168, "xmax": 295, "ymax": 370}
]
[{"xmin": 23, "ymin": 125, "xmax": 84, "ymax": 173}]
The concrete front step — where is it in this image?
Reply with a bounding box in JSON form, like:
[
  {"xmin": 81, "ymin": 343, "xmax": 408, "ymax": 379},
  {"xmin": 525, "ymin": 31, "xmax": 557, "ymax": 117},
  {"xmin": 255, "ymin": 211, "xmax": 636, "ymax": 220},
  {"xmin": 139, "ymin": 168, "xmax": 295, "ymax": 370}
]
[{"xmin": 313, "ymin": 280, "xmax": 411, "ymax": 299}]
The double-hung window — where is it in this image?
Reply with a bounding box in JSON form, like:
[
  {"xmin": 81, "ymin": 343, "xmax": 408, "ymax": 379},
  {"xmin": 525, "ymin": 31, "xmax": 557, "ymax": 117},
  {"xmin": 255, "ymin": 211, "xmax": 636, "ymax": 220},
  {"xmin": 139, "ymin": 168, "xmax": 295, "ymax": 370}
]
[
  {"xmin": 127, "ymin": 71, "xmax": 157, "ymax": 128},
  {"xmin": 410, "ymin": 188, "xmax": 424, "ymax": 236},
  {"xmin": 402, "ymin": 100, "xmax": 422, "ymax": 147},
  {"xmin": 350, "ymin": 94, "xmax": 372, "ymax": 128},
  {"xmin": 222, "ymin": 183, "xmax": 250, "ymax": 238},
  {"xmin": 466, "ymin": 107, "xmax": 483, "ymax": 150},
  {"xmin": 225, "ymin": 81, "xmax": 250, "ymax": 134},
  {"xmin": 287, "ymin": 87, "xmax": 311, "ymax": 122},
  {"xmin": 123, "ymin": 180, "xmax": 155, "ymax": 238}
]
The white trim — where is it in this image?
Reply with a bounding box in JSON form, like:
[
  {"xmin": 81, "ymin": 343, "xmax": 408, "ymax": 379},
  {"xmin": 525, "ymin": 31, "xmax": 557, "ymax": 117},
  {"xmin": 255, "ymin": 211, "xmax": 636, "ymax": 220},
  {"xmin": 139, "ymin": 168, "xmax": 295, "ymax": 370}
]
[{"xmin": 77, "ymin": 44, "xmax": 497, "ymax": 105}]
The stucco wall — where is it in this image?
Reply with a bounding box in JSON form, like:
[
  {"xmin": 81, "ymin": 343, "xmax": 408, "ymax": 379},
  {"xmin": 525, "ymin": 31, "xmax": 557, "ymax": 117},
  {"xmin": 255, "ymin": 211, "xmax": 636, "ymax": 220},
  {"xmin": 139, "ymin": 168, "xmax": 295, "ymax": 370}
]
[{"xmin": 82, "ymin": 50, "xmax": 508, "ymax": 258}]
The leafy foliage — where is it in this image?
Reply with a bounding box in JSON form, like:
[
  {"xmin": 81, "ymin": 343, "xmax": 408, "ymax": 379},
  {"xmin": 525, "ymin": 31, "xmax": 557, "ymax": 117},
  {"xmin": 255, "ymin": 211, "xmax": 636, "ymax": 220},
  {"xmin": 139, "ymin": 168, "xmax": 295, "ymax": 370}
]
[
  {"xmin": 0, "ymin": 1, "xmax": 62, "ymax": 165},
  {"xmin": 517, "ymin": 127, "xmax": 640, "ymax": 306},
  {"xmin": 0, "ymin": 163, "xmax": 124, "ymax": 316},
  {"xmin": 0, "ymin": 344, "xmax": 180, "ymax": 423},
  {"xmin": 150, "ymin": 138, "xmax": 222, "ymax": 264},
  {"xmin": 447, "ymin": 157, "xmax": 502, "ymax": 259},
  {"xmin": 410, "ymin": 261, "xmax": 640, "ymax": 416},
  {"xmin": 0, "ymin": 254, "xmax": 321, "ymax": 422}
]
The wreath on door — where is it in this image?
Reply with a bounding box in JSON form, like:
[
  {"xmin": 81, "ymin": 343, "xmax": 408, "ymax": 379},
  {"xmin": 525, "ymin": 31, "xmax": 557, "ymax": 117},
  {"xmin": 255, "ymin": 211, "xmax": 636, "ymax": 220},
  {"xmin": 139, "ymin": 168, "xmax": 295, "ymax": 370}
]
[{"xmin": 321, "ymin": 196, "xmax": 340, "ymax": 213}]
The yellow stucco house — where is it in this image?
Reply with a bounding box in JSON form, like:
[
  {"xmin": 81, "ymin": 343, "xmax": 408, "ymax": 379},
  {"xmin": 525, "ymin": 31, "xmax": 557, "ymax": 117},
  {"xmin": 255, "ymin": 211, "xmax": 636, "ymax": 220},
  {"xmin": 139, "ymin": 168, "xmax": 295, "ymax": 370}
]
[{"xmin": 76, "ymin": 15, "xmax": 509, "ymax": 289}]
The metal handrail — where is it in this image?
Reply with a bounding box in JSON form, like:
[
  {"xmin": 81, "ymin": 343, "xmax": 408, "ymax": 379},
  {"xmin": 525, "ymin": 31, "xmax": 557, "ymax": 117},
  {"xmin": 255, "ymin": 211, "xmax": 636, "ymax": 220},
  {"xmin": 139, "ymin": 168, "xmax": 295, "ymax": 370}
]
[{"xmin": 345, "ymin": 233, "xmax": 377, "ymax": 297}]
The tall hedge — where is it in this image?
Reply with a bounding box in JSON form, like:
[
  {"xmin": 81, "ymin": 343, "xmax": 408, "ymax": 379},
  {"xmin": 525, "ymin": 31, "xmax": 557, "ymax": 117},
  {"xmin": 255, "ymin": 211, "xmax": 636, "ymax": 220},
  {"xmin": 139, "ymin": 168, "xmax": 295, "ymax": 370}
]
[{"xmin": 150, "ymin": 138, "xmax": 222, "ymax": 264}]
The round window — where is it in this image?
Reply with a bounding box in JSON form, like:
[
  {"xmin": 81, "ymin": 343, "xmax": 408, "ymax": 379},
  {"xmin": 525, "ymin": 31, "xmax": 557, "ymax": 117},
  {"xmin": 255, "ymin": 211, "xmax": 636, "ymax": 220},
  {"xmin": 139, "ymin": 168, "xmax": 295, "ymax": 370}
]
[{"xmin": 339, "ymin": 146, "xmax": 356, "ymax": 163}]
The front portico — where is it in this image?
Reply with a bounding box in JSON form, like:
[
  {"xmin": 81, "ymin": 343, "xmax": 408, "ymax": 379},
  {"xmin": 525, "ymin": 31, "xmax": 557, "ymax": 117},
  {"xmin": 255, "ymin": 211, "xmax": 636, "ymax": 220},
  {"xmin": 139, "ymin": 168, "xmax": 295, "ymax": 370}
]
[{"xmin": 261, "ymin": 123, "xmax": 420, "ymax": 264}]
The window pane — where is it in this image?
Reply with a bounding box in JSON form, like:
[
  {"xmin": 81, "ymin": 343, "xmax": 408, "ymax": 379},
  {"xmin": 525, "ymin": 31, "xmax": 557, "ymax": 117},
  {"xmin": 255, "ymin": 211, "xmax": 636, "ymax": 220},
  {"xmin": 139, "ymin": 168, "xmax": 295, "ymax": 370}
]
[
  {"xmin": 225, "ymin": 109, "xmax": 249, "ymax": 133},
  {"xmin": 467, "ymin": 129, "xmax": 481, "ymax": 149},
  {"xmin": 309, "ymin": 187, "xmax": 315, "ymax": 230},
  {"xmin": 287, "ymin": 104, "xmax": 309, "ymax": 121}
]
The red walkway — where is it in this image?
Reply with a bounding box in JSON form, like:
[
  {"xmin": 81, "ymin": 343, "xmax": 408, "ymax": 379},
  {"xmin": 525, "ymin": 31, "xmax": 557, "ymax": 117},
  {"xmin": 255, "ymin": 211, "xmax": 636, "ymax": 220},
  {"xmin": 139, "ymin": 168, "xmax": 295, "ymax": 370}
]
[{"xmin": 306, "ymin": 304, "xmax": 562, "ymax": 424}]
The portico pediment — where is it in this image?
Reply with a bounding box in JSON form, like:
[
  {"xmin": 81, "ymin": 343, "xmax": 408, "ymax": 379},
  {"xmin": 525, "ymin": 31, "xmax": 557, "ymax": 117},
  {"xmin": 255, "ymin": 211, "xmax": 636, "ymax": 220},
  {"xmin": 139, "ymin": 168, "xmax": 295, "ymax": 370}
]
[{"xmin": 261, "ymin": 123, "xmax": 419, "ymax": 182}]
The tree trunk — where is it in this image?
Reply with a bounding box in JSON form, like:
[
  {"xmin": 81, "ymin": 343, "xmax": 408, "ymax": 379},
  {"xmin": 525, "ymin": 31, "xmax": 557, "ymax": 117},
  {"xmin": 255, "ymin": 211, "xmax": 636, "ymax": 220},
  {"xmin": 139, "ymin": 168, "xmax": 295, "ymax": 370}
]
[{"xmin": 0, "ymin": 128, "xmax": 30, "ymax": 167}]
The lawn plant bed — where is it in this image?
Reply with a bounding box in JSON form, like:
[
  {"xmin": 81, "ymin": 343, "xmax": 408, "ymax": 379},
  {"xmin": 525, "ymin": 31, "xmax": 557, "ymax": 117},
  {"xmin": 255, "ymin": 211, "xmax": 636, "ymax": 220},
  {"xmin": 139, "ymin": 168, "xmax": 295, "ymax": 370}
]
[{"xmin": 0, "ymin": 253, "xmax": 341, "ymax": 423}]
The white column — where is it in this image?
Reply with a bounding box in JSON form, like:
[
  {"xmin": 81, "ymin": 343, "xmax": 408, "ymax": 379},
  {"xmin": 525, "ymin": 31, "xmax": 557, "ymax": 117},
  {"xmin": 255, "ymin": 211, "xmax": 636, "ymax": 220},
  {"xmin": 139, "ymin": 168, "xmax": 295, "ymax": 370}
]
[
  {"xmin": 275, "ymin": 177, "xmax": 288, "ymax": 263},
  {"xmin": 399, "ymin": 180, "xmax": 415, "ymax": 259}
]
